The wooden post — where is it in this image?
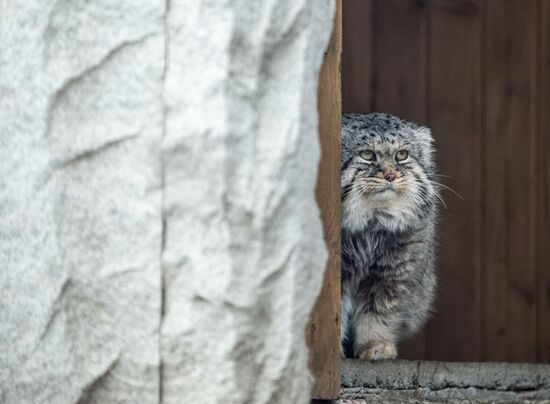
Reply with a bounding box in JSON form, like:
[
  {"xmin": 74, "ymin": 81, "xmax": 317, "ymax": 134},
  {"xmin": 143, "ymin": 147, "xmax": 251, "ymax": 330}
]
[{"xmin": 306, "ymin": 0, "xmax": 342, "ymax": 400}]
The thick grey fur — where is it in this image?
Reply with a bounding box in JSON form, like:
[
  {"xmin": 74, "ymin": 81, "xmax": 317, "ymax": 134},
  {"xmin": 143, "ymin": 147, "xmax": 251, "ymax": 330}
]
[{"xmin": 341, "ymin": 112, "xmax": 438, "ymax": 359}]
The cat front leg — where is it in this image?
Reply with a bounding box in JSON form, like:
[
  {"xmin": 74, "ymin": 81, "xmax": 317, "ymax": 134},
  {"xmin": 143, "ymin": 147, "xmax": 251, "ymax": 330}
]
[
  {"xmin": 340, "ymin": 290, "xmax": 353, "ymax": 358},
  {"xmin": 357, "ymin": 340, "xmax": 397, "ymax": 361},
  {"xmin": 354, "ymin": 312, "xmax": 398, "ymax": 361}
]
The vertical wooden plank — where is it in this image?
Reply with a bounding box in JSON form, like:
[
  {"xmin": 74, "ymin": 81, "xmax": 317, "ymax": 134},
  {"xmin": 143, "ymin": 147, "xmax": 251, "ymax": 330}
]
[
  {"xmin": 484, "ymin": 0, "xmax": 538, "ymax": 363},
  {"xmin": 373, "ymin": 0, "xmax": 427, "ymax": 123},
  {"xmin": 307, "ymin": 0, "xmax": 341, "ymax": 399},
  {"xmin": 342, "ymin": 0, "xmax": 373, "ymax": 113},
  {"xmin": 538, "ymin": 0, "xmax": 550, "ymax": 363},
  {"xmin": 373, "ymin": 0, "xmax": 429, "ymax": 360},
  {"xmin": 427, "ymin": 0, "xmax": 483, "ymax": 361}
]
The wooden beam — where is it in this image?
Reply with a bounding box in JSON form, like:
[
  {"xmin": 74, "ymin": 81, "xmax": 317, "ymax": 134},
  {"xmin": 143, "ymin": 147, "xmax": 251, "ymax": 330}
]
[
  {"xmin": 484, "ymin": 0, "xmax": 538, "ymax": 362},
  {"xmin": 342, "ymin": 0, "xmax": 373, "ymax": 113},
  {"xmin": 427, "ymin": 0, "xmax": 483, "ymax": 362},
  {"xmin": 538, "ymin": 0, "xmax": 550, "ymax": 363},
  {"xmin": 307, "ymin": 0, "xmax": 342, "ymax": 399}
]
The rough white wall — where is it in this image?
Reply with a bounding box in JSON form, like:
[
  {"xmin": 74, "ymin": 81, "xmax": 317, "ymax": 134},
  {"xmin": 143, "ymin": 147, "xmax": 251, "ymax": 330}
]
[{"xmin": 0, "ymin": 0, "xmax": 333, "ymax": 403}]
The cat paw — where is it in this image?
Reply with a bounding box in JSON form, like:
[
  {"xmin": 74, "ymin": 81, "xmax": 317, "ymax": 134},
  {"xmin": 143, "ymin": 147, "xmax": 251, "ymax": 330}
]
[{"xmin": 357, "ymin": 340, "xmax": 397, "ymax": 361}]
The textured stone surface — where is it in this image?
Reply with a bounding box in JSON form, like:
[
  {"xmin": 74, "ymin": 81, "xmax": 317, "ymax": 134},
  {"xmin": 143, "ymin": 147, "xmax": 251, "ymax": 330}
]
[
  {"xmin": 0, "ymin": 1, "xmax": 165, "ymax": 403},
  {"xmin": 341, "ymin": 359, "xmax": 550, "ymax": 403},
  {"xmin": 160, "ymin": 1, "xmax": 334, "ymax": 403},
  {"xmin": 0, "ymin": 0, "xmax": 333, "ymax": 403}
]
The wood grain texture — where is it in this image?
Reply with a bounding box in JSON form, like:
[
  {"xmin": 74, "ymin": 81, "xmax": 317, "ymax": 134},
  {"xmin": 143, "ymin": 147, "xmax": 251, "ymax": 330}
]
[
  {"xmin": 427, "ymin": 0, "xmax": 483, "ymax": 362},
  {"xmin": 538, "ymin": 0, "xmax": 550, "ymax": 363},
  {"xmin": 483, "ymin": 0, "xmax": 538, "ymax": 363},
  {"xmin": 342, "ymin": 0, "xmax": 373, "ymax": 113},
  {"xmin": 372, "ymin": 0, "xmax": 428, "ymax": 124},
  {"xmin": 307, "ymin": 0, "xmax": 342, "ymax": 399}
]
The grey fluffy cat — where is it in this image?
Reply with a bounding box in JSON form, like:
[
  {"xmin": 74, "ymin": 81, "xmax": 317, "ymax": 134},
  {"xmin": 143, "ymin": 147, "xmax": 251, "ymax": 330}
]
[{"xmin": 341, "ymin": 112, "xmax": 438, "ymax": 360}]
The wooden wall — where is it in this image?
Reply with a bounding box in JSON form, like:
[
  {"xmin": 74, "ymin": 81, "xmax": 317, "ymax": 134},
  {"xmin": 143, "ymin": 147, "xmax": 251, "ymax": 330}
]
[{"xmin": 343, "ymin": 0, "xmax": 550, "ymax": 363}]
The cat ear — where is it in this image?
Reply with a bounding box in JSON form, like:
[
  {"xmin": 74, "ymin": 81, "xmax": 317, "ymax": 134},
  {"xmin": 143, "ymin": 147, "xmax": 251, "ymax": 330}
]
[{"xmin": 416, "ymin": 126, "xmax": 434, "ymax": 143}]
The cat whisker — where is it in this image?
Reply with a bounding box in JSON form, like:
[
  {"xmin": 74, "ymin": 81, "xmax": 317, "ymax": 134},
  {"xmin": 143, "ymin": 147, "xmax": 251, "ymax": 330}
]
[
  {"xmin": 432, "ymin": 191, "xmax": 447, "ymax": 209},
  {"xmin": 407, "ymin": 185, "xmax": 445, "ymax": 209},
  {"xmin": 429, "ymin": 181, "xmax": 464, "ymax": 200},
  {"xmin": 341, "ymin": 188, "xmax": 354, "ymax": 198},
  {"xmin": 355, "ymin": 184, "xmax": 371, "ymax": 198},
  {"xmin": 422, "ymin": 185, "xmax": 447, "ymax": 208}
]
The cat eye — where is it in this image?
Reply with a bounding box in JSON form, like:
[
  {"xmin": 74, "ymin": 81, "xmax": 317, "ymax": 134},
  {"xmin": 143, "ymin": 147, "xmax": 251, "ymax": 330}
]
[
  {"xmin": 395, "ymin": 150, "xmax": 408, "ymax": 161},
  {"xmin": 359, "ymin": 150, "xmax": 376, "ymax": 161}
]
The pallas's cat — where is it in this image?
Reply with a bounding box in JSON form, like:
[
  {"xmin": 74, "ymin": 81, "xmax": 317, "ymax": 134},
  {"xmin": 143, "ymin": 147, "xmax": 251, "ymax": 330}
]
[{"xmin": 341, "ymin": 113, "xmax": 438, "ymax": 360}]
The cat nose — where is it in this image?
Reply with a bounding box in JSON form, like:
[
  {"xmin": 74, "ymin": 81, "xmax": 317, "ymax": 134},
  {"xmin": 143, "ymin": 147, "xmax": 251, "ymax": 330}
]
[{"xmin": 385, "ymin": 172, "xmax": 396, "ymax": 182}]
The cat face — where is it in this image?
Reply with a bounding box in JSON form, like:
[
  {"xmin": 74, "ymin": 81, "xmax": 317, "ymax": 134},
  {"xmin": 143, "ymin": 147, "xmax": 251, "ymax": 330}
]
[{"xmin": 341, "ymin": 113, "xmax": 437, "ymax": 233}]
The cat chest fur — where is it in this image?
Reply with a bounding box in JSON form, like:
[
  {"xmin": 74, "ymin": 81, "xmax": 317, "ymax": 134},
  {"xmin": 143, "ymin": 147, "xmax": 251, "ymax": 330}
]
[{"xmin": 342, "ymin": 225, "xmax": 430, "ymax": 315}]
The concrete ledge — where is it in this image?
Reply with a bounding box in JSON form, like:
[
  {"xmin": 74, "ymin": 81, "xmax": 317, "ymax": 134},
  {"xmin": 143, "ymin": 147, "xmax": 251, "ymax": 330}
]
[{"xmin": 341, "ymin": 359, "xmax": 550, "ymax": 403}]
